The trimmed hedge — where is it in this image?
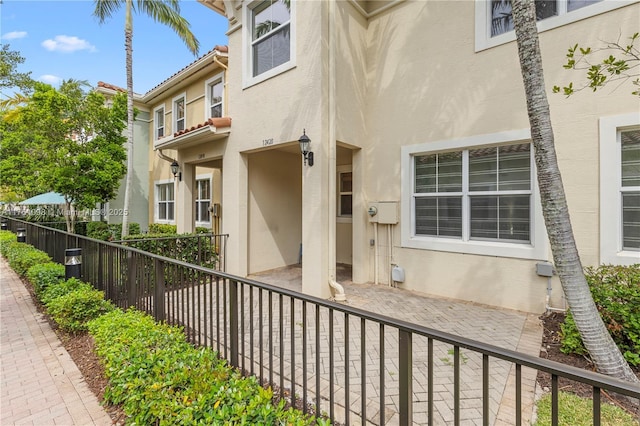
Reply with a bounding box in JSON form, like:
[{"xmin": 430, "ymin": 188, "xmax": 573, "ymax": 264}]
[
  {"xmin": 41, "ymin": 277, "xmax": 94, "ymax": 306},
  {"xmin": 4, "ymin": 241, "xmax": 51, "ymax": 277},
  {"xmin": 46, "ymin": 287, "xmax": 114, "ymax": 333},
  {"xmin": 88, "ymin": 309, "xmax": 327, "ymax": 425},
  {"xmin": 87, "ymin": 221, "xmax": 141, "ymax": 241},
  {"xmin": 561, "ymin": 264, "xmax": 640, "ymax": 366},
  {"xmin": 26, "ymin": 262, "xmax": 66, "ymax": 297}
]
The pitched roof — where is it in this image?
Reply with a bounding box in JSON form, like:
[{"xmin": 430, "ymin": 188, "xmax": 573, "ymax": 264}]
[{"xmin": 173, "ymin": 117, "xmax": 232, "ymax": 137}]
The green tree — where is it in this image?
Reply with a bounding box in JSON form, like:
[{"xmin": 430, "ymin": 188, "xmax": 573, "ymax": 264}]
[
  {"xmin": 0, "ymin": 44, "xmax": 34, "ymax": 95},
  {"xmin": 0, "ymin": 81, "xmax": 128, "ymax": 232},
  {"xmin": 553, "ymin": 33, "xmax": 640, "ymax": 96},
  {"xmin": 511, "ymin": 0, "xmax": 639, "ymax": 383},
  {"xmin": 92, "ymin": 0, "xmax": 200, "ymax": 238}
]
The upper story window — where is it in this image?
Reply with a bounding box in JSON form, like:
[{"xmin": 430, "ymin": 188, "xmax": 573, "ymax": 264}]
[
  {"xmin": 244, "ymin": 0, "xmax": 296, "ymax": 88},
  {"xmin": 205, "ymin": 75, "xmax": 224, "ymax": 118},
  {"xmin": 154, "ymin": 106, "xmax": 165, "ymax": 140},
  {"xmin": 173, "ymin": 94, "xmax": 186, "ymax": 133},
  {"xmin": 600, "ymin": 113, "xmax": 640, "ymax": 265},
  {"xmin": 402, "ymin": 129, "xmax": 548, "ymax": 260},
  {"xmin": 475, "ymin": 0, "xmax": 629, "ymax": 51}
]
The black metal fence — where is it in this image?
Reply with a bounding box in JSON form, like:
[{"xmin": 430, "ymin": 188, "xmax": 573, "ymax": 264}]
[{"xmin": 2, "ymin": 217, "xmax": 638, "ymax": 425}]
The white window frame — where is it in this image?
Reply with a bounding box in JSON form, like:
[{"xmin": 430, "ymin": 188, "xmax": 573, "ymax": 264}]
[
  {"xmin": 204, "ymin": 73, "xmax": 225, "ymax": 119},
  {"xmin": 401, "ymin": 129, "xmax": 548, "ymax": 260},
  {"xmin": 153, "ymin": 105, "xmax": 165, "ymax": 140},
  {"xmin": 475, "ymin": 0, "xmax": 635, "ymax": 52},
  {"xmin": 242, "ymin": 0, "xmax": 297, "ymax": 89},
  {"xmin": 600, "ymin": 113, "xmax": 640, "ymax": 265},
  {"xmin": 155, "ymin": 180, "xmax": 175, "ymax": 224},
  {"xmin": 195, "ymin": 174, "xmax": 212, "ymax": 228},
  {"xmin": 337, "ymin": 165, "xmax": 353, "ymax": 223},
  {"xmin": 172, "ymin": 93, "xmax": 186, "ymax": 134}
]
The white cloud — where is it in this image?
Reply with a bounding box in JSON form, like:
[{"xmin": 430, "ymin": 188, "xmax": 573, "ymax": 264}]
[
  {"xmin": 39, "ymin": 74, "xmax": 62, "ymax": 86},
  {"xmin": 41, "ymin": 35, "xmax": 96, "ymax": 53},
  {"xmin": 2, "ymin": 31, "xmax": 28, "ymax": 40}
]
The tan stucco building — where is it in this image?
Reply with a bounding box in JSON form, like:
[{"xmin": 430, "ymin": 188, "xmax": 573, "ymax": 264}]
[{"xmin": 105, "ymin": 0, "xmax": 640, "ymax": 313}]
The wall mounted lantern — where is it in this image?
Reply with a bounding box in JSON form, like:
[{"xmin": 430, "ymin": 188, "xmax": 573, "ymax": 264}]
[
  {"xmin": 170, "ymin": 160, "xmax": 182, "ymax": 181},
  {"xmin": 298, "ymin": 129, "xmax": 314, "ymax": 167}
]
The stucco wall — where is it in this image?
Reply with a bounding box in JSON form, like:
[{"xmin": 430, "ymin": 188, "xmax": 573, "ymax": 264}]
[{"xmin": 357, "ymin": 1, "xmax": 639, "ymax": 312}]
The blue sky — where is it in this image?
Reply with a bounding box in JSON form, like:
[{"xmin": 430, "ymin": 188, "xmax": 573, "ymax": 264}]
[{"xmin": 1, "ymin": 0, "xmax": 229, "ymax": 96}]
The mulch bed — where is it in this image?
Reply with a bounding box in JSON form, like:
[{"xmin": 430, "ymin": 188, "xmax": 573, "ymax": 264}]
[{"xmin": 537, "ymin": 311, "xmax": 640, "ymax": 417}]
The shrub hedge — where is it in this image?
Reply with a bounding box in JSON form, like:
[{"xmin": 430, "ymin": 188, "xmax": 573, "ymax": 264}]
[
  {"xmin": 26, "ymin": 262, "xmax": 66, "ymax": 297},
  {"xmin": 561, "ymin": 264, "xmax": 640, "ymax": 366},
  {"xmin": 88, "ymin": 309, "xmax": 327, "ymax": 425},
  {"xmin": 86, "ymin": 221, "xmax": 141, "ymax": 241},
  {"xmin": 2, "ymin": 235, "xmax": 329, "ymax": 425}
]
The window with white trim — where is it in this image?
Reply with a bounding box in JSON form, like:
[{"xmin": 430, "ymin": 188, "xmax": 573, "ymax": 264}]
[
  {"xmin": 338, "ymin": 170, "xmax": 353, "ymax": 217},
  {"xmin": 195, "ymin": 178, "xmax": 211, "ymax": 225},
  {"xmin": 156, "ymin": 182, "xmax": 175, "ymax": 223},
  {"xmin": 244, "ymin": 0, "xmax": 295, "ymax": 87},
  {"xmin": 402, "ymin": 130, "xmax": 547, "ymax": 260},
  {"xmin": 173, "ymin": 94, "xmax": 186, "ymax": 133},
  {"xmin": 205, "ymin": 75, "xmax": 224, "ymax": 118},
  {"xmin": 414, "ymin": 143, "xmax": 532, "ymax": 242},
  {"xmin": 600, "ymin": 114, "xmax": 640, "ymax": 264},
  {"xmin": 475, "ymin": 0, "xmax": 629, "ymax": 51},
  {"xmin": 154, "ymin": 106, "xmax": 165, "ymax": 140}
]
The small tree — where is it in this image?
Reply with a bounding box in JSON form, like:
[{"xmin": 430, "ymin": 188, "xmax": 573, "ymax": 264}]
[
  {"xmin": 0, "ymin": 81, "xmax": 128, "ymax": 232},
  {"xmin": 511, "ymin": 0, "xmax": 639, "ymax": 383},
  {"xmin": 553, "ymin": 32, "xmax": 639, "ymax": 96}
]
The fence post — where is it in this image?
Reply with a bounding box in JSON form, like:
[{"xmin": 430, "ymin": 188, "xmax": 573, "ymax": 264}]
[
  {"xmin": 96, "ymin": 244, "xmax": 103, "ymax": 291},
  {"xmin": 154, "ymin": 258, "xmax": 166, "ymax": 322},
  {"xmin": 229, "ymin": 279, "xmax": 239, "ymax": 368},
  {"xmin": 127, "ymin": 252, "xmax": 137, "ymax": 308},
  {"xmin": 399, "ymin": 329, "xmax": 413, "ymax": 425}
]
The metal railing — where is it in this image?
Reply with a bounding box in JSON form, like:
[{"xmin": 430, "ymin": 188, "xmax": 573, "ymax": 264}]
[{"xmin": 2, "ymin": 216, "xmax": 638, "ymax": 425}]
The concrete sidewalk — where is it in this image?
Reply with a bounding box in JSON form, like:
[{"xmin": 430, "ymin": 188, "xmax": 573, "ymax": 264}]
[{"xmin": 0, "ymin": 258, "xmax": 112, "ymax": 425}]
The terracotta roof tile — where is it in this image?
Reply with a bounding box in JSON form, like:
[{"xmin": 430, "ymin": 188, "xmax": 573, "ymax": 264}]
[
  {"xmin": 97, "ymin": 81, "xmax": 126, "ymax": 93},
  {"xmin": 173, "ymin": 117, "xmax": 232, "ymax": 137},
  {"xmin": 145, "ymin": 45, "xmax": 228, "ymax": 95}
]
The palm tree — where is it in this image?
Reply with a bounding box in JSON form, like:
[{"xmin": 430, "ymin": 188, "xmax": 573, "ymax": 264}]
[
  {"xmin": 93, "ymin": 0, "xmax": 199, "ymax": 238},
  {"xmin": 511, "ymin": 0, "xmax": 639, "ymax": 383}
]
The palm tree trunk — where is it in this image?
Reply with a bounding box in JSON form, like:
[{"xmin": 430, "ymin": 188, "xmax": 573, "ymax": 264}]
[
  {"xmin": 121, "ymin": 0, "xmax": 134, "ymax": 239},
  {"xmin": 511, "ymin": 0, "xmax": 638, "ymax": 383}
]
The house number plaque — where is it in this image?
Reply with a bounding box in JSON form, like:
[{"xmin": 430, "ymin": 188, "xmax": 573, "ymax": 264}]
[{"xmin": 262, "ymin": 138, "xmax": 274, "ymax": 146}]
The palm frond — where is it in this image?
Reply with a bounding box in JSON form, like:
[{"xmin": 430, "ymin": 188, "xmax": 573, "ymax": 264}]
[
  {"xmin": 137, "ymin": 0, "xmax": 199, "ymax": 55},
  {"xmin": 93, "ymin": 0, "xmax": 125, "ymax": 23}
]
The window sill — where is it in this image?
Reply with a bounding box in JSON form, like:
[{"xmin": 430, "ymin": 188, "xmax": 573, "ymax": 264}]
[
  {"xmin": 402, "ymin": 235, "xmax": 547, "ymax": 260},
  {"xmin": 601, "ymin": 250, "xmax": 640, "ymax": 266},
  {"xmin": 242, "ymin": 62, "xmax": 296, "ymax": 90},
  {"xmin": 337, "ymin": 217, "xmax": 353, "ymax": 224}
]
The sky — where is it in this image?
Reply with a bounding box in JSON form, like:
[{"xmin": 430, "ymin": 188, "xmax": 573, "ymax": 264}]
[{"xmin": 1, "ymin": 0, "xmax": 229, "ymax": 96}]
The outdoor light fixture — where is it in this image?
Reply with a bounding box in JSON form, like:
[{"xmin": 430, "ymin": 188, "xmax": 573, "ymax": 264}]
[
  {"xmin": 298, "ymin": 129, "xmax": 314, "ymax": 166},
  {"xmin": 170, "ymin": 160, "xmax": 182, "ymax": 181},
  {"xmin": 17, "ymin": 228, "xmax": 26, "ymax": 243},
  {"xmin": 65, "ymin": 248, "xmax": 82, "ymax": 279}
]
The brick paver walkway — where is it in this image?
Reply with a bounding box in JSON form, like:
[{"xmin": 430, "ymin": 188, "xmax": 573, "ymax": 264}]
[{"xmin": 0, "ymin": 258, "xmax": 111, "ymax": 426}]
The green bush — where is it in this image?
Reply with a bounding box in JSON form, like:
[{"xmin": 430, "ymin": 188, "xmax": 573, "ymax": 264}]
[
  {"xmin": 26, "ymin": 262, "xmax": 66, "ymax": 297},
  {"xmin": 561, "ymin": 264, "xmax": 640, "ymax": 366},
  {"xmin": 46, "ymin": 286, "xmax": 114, "ymax": 333},
  {"xmin": 87, "ymin": 221, "xmax": 141, "ymax": 241},
  {"xmin": 4, "ymin": 242, "xmax": 51, "ymax": 277},
  {"xmin": 122, "ymin": 233, "xmax": 218, "ymax": 269},
  {"xmin": 41, "ymin": 277, "xmax": 95, "ymax": 306},
  {"xmin": 148, "ymin": 223, "xmax": 177, "ymax": 234},
  {"xmin": 88, "ymin": 309, "xmax": 325, "ymax": 425},
  {"xmin": 86, "ymin": 221, "xmax": 111, "ymax": 240},
  {"xmin": 0, "ymin": 230, "xmax": 17, "ymax": 254}
]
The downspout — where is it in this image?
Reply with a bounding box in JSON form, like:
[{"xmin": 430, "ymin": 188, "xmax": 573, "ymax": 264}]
[
  {"xmin": 545, "ymin": 276, "xmax": 566, "ymax": 313},
  {"xmin": 327, "ymin": 0, "xmax": 346, "ymax": 302},
  {"xmin": 157, "ymin": 149, "xmax": 174, "ymax": 164}
]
